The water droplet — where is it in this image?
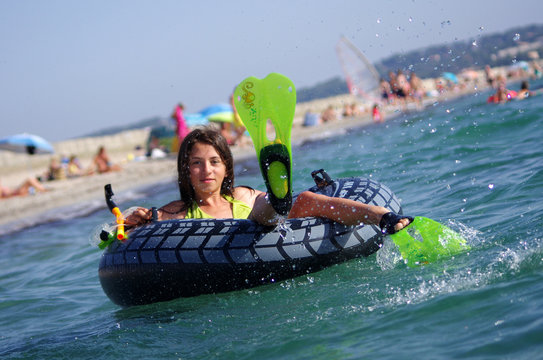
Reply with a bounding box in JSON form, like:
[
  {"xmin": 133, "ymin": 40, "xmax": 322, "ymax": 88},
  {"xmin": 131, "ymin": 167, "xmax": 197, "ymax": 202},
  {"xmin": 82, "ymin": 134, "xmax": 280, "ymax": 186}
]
[
  {"xmin": 408, "ymin": 17, "xmax": 413, "ymax": 23},
  {"xmin": 513, "ymin": 33, "xmax": 520, "ymax": 41},
  {"xmin": 488, "ymin": 184, "xmax": 494, "ymax": 189},
  {"xmin": 377, "ymin": 18, "xmax": 381, "ymax": 24},
  {"xmin": 472, "ymin": 40, "xmax": 478, "ymax": 47},
  {"xmin": 478, "ymin": 26, "xmax": 484, "ymax": 31}
]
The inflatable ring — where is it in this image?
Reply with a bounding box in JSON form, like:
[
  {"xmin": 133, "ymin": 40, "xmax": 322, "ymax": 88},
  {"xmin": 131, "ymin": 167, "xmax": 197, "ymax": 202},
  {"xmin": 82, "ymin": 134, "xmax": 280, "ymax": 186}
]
[{"xmin": 98, "ymin": 172, "xmax": 403, "ymax": 306}]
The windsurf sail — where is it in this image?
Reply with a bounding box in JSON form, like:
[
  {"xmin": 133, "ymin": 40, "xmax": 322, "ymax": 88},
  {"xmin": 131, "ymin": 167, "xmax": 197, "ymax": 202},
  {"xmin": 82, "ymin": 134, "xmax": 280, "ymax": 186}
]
[{"xmin": 335, "ymin": 36, "xmax": 380, "ymax": 101}]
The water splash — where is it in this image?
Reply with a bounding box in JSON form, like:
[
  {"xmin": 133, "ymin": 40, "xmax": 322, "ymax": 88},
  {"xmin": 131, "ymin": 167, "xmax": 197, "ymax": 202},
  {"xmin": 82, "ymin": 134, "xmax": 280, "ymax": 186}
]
[
  {"xmin": 277, "ymin": 216, "xmax": 295, "ymax": 243},
  {"xmin": 89, "ymin": 222, "xmax": 118, "ymax": 247},
  {"xmin": 376, "ymin": 237, "xmax": 404, "ymax": 270}
]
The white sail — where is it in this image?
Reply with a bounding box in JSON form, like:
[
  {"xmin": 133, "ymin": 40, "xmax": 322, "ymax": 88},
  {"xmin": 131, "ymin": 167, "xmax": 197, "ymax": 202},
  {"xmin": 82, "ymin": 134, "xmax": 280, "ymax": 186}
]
[{"xmin": 335, "ymin": 36, "xmax": 380, "ymax": 100}]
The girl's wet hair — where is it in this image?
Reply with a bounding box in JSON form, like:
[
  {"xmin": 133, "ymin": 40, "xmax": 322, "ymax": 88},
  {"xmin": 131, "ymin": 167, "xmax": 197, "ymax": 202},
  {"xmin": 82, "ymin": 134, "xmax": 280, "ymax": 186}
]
[{"xmin": 176, "ymin": 127, "xmax": 234, "ymax": 210}]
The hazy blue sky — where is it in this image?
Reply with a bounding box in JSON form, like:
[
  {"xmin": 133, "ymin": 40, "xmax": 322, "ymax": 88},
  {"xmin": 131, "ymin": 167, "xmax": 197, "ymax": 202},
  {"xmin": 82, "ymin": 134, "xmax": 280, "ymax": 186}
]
[{"xmin": 1, "ymin": 0, "xmax": 542, "ymax": 141}]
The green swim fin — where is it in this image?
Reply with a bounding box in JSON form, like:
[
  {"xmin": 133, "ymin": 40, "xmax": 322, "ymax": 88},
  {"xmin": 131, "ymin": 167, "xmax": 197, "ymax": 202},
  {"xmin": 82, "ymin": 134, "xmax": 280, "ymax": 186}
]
[
  {"xmin": 233, "ymin": 73, "xmax": 296, "ymax": 215},
  {"xmin": 390, "ymin": 216, "xmax": 470, "ymax": 267}
]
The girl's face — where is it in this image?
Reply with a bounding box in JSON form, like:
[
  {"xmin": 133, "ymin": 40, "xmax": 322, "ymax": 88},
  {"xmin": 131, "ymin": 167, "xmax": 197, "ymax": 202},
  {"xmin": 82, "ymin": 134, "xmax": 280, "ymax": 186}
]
[{"xmin": 188, "ymin": 142, "xmax": 226, "ymax": 197}]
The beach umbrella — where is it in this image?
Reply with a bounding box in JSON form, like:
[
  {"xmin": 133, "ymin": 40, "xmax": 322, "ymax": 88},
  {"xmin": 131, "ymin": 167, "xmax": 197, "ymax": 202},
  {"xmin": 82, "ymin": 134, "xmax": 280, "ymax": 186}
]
[
  {"xmin": 0, "ymin": 133, "xmax": 54, "ymax": 155},
  {"xmin": 442, "ymin": 72, "xmax": 458, "ymax": 84},
  {"xmin": 184, "ymin": 113, "xmax": 208, "ymax": 127},
  {"xmin": 207, "ymin": 111, "xmax": 234, "ymax": 123},
  {"xmin": 198, "ymin": 103, "xmax": 234, "ymax": 123}
]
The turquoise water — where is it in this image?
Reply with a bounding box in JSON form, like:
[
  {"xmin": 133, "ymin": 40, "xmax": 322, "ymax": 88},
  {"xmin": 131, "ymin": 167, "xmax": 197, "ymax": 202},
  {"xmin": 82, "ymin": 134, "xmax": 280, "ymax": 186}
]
[{"xmin": 2, "ymin": 82, "xmax": 543, "ymax": 359}]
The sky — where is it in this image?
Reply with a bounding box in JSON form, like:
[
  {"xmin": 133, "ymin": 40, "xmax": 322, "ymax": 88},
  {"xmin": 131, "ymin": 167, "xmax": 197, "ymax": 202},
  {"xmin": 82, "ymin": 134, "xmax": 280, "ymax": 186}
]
[{"xmin": 1, "ymin": 0, "xmax": 542, "ymax": 142}]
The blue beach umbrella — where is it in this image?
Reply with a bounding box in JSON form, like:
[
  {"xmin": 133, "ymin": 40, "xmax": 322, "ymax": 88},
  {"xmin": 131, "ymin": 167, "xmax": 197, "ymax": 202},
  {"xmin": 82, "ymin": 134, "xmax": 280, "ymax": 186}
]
[
  {"xmin": 184, "ymin": 113, "xmax": 208, "ymax": 127},
  {"xmin": 0, "ymin": 133, "xmax": 55, "ymax": 155},
  {"xmin": 442, "ymin": 72, "xmax": 458, "ymax": 84},
  {"xmin": 198, "ymin": 103, "xmax": 234, "ymax": 123}
]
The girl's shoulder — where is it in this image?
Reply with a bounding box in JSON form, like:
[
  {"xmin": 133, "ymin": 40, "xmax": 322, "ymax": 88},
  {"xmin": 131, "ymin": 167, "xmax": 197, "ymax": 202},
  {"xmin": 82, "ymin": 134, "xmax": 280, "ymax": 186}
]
[
  {"xmin": 159, "ymin": 200, "xmax": 187, "ymax": 220},
  {"xmin": 233, "ymin": 186, "xmax": 264, "ymax": 203}
]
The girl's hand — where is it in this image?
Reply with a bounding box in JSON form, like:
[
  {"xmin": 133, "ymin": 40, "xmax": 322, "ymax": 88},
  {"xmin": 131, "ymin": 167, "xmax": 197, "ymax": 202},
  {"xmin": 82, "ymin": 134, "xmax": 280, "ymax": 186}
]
[{"xmin": 124, "ymin": 207, "xmax": 152, "ymax": 226}]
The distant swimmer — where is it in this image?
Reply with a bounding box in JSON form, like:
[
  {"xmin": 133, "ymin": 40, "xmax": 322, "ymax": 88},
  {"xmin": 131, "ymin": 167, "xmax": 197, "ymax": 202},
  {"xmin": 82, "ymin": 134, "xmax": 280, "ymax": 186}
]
[
  {"xmin": 487, "ymin": 77, "xmax": 516, "ymax": 103},
  {"xmin": 516, "ymin": 80, "xmax": 534, "ymax": 100}
]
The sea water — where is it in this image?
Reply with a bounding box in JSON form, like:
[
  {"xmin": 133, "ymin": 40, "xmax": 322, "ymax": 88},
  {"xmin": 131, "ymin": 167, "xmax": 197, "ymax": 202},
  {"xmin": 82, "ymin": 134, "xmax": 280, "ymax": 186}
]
[{"xmin": 1, "ymin": 81, "xmax": 543, "ymax": 359}]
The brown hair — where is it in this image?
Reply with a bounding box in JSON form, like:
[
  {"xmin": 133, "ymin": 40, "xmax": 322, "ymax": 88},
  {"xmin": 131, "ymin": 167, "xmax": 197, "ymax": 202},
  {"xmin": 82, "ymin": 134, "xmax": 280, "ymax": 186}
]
[{"xmin": 177, "ymin": 127, "xmax": 234, "ymax": 210}]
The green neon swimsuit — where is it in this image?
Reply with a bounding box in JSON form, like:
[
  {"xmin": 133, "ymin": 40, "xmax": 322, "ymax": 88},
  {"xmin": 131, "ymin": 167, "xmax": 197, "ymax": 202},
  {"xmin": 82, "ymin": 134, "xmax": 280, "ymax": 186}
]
[{"xmin": 185, "ymin": 195, "xmax": 252, "ymax": 219}]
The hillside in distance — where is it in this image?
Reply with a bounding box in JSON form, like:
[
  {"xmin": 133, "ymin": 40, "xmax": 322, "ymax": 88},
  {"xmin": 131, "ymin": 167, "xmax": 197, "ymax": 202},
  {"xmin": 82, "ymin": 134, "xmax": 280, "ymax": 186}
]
[{"xmin": 298, "ymin": 23, "xmax": 543, "ymax": 102}]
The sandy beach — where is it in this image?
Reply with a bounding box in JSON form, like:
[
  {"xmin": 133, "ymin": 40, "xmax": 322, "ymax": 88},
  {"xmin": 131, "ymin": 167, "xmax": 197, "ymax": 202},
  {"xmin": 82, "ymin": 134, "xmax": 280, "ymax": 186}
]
[
  {"xmin": 0, "ymin": 109, "xmax": 377, "ymax": 232},
  {"xmin": 0, "ymin": 64, "xmax": 527, "ymax": 232}
]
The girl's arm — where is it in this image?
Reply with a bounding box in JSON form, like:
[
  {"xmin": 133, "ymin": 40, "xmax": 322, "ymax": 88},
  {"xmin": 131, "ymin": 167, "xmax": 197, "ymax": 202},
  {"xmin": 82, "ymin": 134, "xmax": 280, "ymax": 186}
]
[{"xmin": 288, "ymin": 191, "xmax": 411, "ymax": 232}]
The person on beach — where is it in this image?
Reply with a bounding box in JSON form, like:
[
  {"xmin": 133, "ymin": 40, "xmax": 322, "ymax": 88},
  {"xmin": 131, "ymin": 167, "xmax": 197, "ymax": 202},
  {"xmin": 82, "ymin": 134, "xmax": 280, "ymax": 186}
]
[
  {"xmin": 302, "ymin": 110, "xmax": 321, "ymax": 127},
  {"xmin": 1, "ymin": 177, "xmax": 48, "ymax": 199},
  {"xmin": 379, "ymin": 77, "xmax": 393, "ymax": 104},
  {"xmin": 389, "ymin": 70, "xmax": 408, "ymax": 110},
  {"xmin": 321, "ymin": 105, "xmax": 337, "ymax": 123},
  {"xmin": 125, "ymin": 127, "xmax": 411, "ymax": 233},
  {"xmin": 45, "ymin": 156, "xmax": 67, "ymax": 181},
  {"xmin": 342, "ymin": 103, "xmax": 353, "ymax": 117},
  {"xmin": 93, "ymin": 146, "xmax": 122, "ymax": 174},
  {"xmin": 531, "ymin": 61, "xmax": 542, "ymax": 79},
  {"xmin": 372, "ymin": 103, "xmax": 384, "ymax": 123},
  {"xmin": 67, "ymin": 155, "xmax": 84, "ymax": 177},
  {"xmin": 408, "ymin": 72, "xmax": 424, "ymax": 108},
  {"xmin": 485, "ymin": 65, "xmax": 495, "ymax": 88},
  {"xmin": 230, "ymin": 93, "xmax": 248, "ymax": 145},
  {"xmin": 171, "ymin": 103, "xmax": 190, "ymax": 152},
  {"xmin": 396, "ymin": 70, "xmax": 410, "ymax": 98}
]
